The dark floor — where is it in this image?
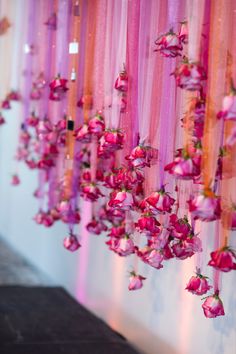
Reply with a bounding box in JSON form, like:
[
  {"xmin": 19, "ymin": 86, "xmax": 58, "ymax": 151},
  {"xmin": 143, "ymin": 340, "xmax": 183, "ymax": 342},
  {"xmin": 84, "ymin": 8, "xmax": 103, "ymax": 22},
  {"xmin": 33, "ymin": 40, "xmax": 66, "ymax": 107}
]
[{"xmin": 0, "ymin": 238, "xmax": 139, "ymax": 354}]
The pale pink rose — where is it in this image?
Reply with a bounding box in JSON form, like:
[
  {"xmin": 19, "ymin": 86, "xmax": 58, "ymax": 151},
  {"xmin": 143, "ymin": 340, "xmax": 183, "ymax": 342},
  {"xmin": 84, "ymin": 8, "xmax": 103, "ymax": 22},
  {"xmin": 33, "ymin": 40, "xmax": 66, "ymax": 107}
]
[{"xmin": 128, "ymin": 272, "xmax": 146, "ymax": 291}]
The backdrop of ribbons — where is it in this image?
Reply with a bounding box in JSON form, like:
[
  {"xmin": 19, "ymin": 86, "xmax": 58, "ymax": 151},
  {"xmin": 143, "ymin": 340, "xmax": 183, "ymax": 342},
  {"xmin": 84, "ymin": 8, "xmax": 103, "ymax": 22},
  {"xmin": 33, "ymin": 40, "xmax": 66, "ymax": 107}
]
[{"xmin": 0, "ymin": 0, "xmax": 236, "ymax": 319}]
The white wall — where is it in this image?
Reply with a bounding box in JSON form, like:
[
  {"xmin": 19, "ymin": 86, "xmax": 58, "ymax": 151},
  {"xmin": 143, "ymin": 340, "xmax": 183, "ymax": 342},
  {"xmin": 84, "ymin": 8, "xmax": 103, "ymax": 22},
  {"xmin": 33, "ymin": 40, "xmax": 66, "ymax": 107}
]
[{"xmin": 0, "ymin": 103, "xmax": 236, "ymax": 354}]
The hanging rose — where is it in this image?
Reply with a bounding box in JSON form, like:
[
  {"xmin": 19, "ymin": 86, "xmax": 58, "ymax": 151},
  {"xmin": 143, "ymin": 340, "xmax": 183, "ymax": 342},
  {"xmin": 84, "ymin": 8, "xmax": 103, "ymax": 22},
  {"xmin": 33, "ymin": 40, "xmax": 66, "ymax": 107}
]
[
  {"xmin": 139, "ymin": 248, "xmax": 164, "ymax": 269},
  {"xmin": 11, "ymin": 174, "xmax": 20, "ymax": 186},
  {"xmin": 0, "ymin": 113, "xmax": 5, "ymax": 125},
  {"xmin": 86, "ymin": 218, "xmax": 108, "ymax": 235},
  {"xmin": 63, "ymin": 233, "xmax": 81, "ymax": 252},
  {"xmin": 105, "ymin": 206, "xmax": 126, "ymax": 224},
  {"xmin": 34, "ymin": 72, "xmax": 47, "ymax": 89},
  {"xmin": 188, "ymin": 189, "xmax": 221, "ymax": 222},
  {"xmin": 145, "ymin": 186, "xmax": 175, "ymax": 214},
  {"xmin": 30, "ymin": 86, "xmax": 42, "ymax": 100},
  {"xmin": 217, "ymin": 83, "xmax": 236, "ymax": 121},
  {"xmin": 114, "ymin": 69, "xmax": 128, "ymax": 92},
  {"xmin": 168, "ymin": 214, "xmax": 192, "ymax": 239},
  {"xmin": 25, "ymin": 112, "xmax": 39, "ymax": 127},
  {"xmin": 178, "ymin": 21, "xmax": 188, "ymax": 44},
  {"xmin": 37, "ymin": 154, "xmax": 55, "ymax": 170},
  {"xmin": 108, "ymin": 224, "xmax": 126, "ymax": 238},
  {"xmin": 165, "ymin": 148, "xmax": 201, "ymax": 180},
  {"xmin": 108, "ymin": 190, "xmax": 134, "ymax": 210},
  {"xmin": 7, "ymin": 90, "xmax": 21, "ymax": 101},
  {"xmin": 80, "ymin": 182, "xmax": 104, "ymax": 202},
  {"xmin": 128, "ymin": 271, "xmax": 146, "ymax": 291},
  {"xmin": 19, "ymin": 130, "xmax": 31, "ymax": 145},
  {"xmin": 88, "ymin": 113, "xmax": 105, "ymax": 136},
  {"xmin": 154, "ymin": 29, "xmax": 182, "ymax": 57},
  {"xmin": 49, "ymin": 74, "xmax": 68, "ymax": 93},
  {"xmin": 202, "ymin": 292, "xmax": 225, "ymax": 318},
  {"xmin": 173, "ymin": 59, "xmax": 207, "ymax": 91},
  {"xmin": 135, "ymin": 213, "xmax": 161, "ymax": 235},
  {"xmin": 171, "ymin": 232, "xmax": 202, "ymax": 260},
  {"xmin": 74, "ymin": 124, "xmax": 92, "ymax": 143},
  {"xmin": 99, "ymin": 129, "xmax": 124, "ymax": 152},
  {"xmin": 1, "ymin": 99, "xmax": 11, "ymax": 110},
  {"xmin": 208, "ymin": 246, "xmax": 236, "ymax": 272},
  {"xmin": 185, "ymin": 272, "xmax": 212, "ymax": 295},
  {"xmin": 125, "ymin": 145, "xmax": 153, "ymax": 168},
  {"xmin": 110, "ymin": 234, "xmax": 135, "ymax": 257}
]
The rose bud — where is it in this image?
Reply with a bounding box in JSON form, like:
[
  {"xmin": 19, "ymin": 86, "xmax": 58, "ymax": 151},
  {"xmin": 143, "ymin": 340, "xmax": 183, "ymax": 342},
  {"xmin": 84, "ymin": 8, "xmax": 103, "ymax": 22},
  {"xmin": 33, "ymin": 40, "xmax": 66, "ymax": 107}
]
[
  {"xmin": 154, "ymin": 29, "xmax": 182, "ymax": 57},
  {"xmin": 128, "ymin": 271, "xmax": 146, "ymax": 291},
  {"xmin": 63, "ymin": 233, "xmax": 81, "ymax": 252},
  {"xmin": 208, "ymin": 246, "xmax": 236, "ymax": 272},
  {"xmin": 173, "ymin": 60, "xmax": 207, "ymax": 91},
  {"xmin": 185, "ymin": 273, "xmax": 212, "ymax": 295},
  {"xmin": 202, "ymin": 292, "xmax": 225, "ymax": 318},
  {"xmin": 188, "ymin": 189, "xmax": 221, "ymax": 222}
]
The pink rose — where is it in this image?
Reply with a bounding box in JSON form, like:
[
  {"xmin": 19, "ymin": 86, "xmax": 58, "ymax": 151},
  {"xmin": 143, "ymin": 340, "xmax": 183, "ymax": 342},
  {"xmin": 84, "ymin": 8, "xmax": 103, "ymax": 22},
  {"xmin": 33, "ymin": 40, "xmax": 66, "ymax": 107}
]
[
  {"xmin": 145, "ymin": 187, "xmax": 175, "ymax": 214},
  {"xmin": 126, "ymin": 145, "xmax": 152, "ymax": 168},
  {"xmin": 168, "ymin": 214, "xmax": 192, "ymax": 239},
  {"xmin": 128, "ymin": 272, "xmax": 146, "ymax": 291},
  {"xmin": 174, "ymin": 61, "xmax": 206, "ymax": 91},
  {"xmin": 74, "ymin": 124, "xmax": 92, "ymax": 143},
  {"xmin": 208, "ymin": 247, "xmax": 236, "ymax": 272},
  {"xmin": 63, "ymin": 233, "xmax": 81, "ymax": 252},
  {"xmin": 139, "ymin": 248, "xmax": 164, "ymax": 269},
  {"xmin": 2, "ymin": 99, "xmax": 11, "ymax": 109},
  {"xmin": 49, "ymin": 75, "xmax": 68, "ymax": 93},
  {"xmin": 114, "ymin": 70, "xmax": 128, "ymax": 92},
  {"xmin": 81, "ymin": 183, "xmax": 104, "ymax": 202},
  {"xmin": 11, "ymin": 174, "xmax": 20, "ymax": 186},
  {"xmin": 112, "ymin": 235, "xmax": 135, "ymax": 256},
  {"xmin": 86, "ymin": 219, "xmax": 107, "ymax": 235},
  {"xmin": 185, "ymin": 273, "xmax": 212, "ymax": 295},
  {"xmin": 217, "ymin": 95, "xmax": 236, "ymax": 121},
  {"xmin": 108, "ymin": 190, "xmax": 134, "ymax": 210},
  {"xmin": 135, "ymin": 213, "xmax": 161, "ymax": 235},
  {"xmin": 171, "ymin": 234, "xmax": 202, "ymax": 260},
  {"xmin": 188, "ymin": 190, "xmax": 221, "ymax": 222},
  {"xmin": 202, "ymin": 292, "xmax": 225, "ymax": 318},
  {"xmin": 88, "ymin": 113, "xmax": 105, "ymax": 135},
  {"xmin": 155, "ymin": 30, "xmax": 182, "ymax": 57}
]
